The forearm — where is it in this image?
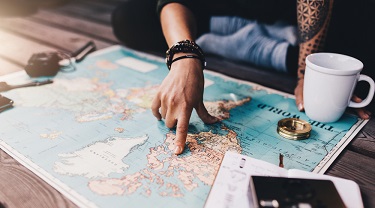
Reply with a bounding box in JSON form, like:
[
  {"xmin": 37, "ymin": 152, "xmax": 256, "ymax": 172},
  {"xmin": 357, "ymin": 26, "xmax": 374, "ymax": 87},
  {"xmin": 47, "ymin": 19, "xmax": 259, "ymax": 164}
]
[
  {"xmin": 154, "ymin": 4, "xmax": 217, "ymax": 156},
  {"xmin": 297, "ymin": 0, "xmax": 334, "ymax": 79},
  {"xmin": 160, "ymin": 3, "xmax": 197, "ymax": 47}
]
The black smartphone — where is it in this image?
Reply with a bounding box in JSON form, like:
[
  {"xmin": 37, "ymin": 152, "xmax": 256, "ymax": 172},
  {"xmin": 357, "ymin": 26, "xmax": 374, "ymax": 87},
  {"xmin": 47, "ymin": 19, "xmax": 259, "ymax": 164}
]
[
  {"xmin": 0, "ymin": 95, "xmax": 14, "ymax": 112},
  {"xmin": 249, "ymin": 176, "xmax": 345, "ymax": 208}
]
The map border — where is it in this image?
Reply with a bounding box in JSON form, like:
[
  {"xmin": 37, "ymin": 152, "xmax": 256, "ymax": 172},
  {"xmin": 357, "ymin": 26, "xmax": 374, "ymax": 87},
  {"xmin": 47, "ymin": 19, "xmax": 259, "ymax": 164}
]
[{"xmin": 0, "ymin": 45, "xmax": 368, "ymax": 208}]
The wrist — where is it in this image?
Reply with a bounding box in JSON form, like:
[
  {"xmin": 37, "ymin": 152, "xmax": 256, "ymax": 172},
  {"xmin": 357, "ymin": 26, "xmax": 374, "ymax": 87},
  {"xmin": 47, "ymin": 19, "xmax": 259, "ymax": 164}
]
[
  {"xmin": 165, "ymin": 40, "xmax": 206, "ymax": 70},
  {"xmin": 170, "ymin": 54, "xmax": 204, "ymax": 73}
]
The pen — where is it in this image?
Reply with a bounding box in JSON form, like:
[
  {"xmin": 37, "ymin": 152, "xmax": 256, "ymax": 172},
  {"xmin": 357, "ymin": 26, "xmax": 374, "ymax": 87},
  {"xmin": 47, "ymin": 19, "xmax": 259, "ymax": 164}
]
[
  {"xmin": 73, "ymin": 41, "xmax": 96, "ymax": 63},
  {"xmin": 0, "ymin": 80, "xmax": 53, "ymax": 92}
]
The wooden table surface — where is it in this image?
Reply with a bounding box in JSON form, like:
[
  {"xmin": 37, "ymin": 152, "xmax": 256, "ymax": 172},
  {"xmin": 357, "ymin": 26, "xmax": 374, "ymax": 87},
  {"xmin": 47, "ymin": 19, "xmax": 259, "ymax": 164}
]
[{"xmin": 0, "ymin": 1, "xmax": 374, "ymax": 207}]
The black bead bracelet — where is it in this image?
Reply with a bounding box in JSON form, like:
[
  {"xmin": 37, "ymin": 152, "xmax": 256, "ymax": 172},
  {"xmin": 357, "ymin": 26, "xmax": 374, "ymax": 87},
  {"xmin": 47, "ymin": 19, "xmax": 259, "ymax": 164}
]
[{"xmin": 165, "ymin": 40, "xmax": 206, "ymax": 70}]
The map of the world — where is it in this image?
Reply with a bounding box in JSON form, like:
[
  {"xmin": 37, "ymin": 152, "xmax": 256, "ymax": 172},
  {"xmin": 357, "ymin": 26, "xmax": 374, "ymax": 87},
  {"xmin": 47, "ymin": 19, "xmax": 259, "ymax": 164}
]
[{"xmin": 0, "ymin": 46, "xmax": 362, "ymax": 208}]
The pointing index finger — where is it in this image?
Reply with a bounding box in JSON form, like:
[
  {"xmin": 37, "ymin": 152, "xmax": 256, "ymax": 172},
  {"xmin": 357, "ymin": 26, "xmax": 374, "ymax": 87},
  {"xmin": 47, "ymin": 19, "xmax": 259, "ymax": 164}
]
[{"xmin": 174, "ymin": 110, "xmax": 192, "ymax": 155}]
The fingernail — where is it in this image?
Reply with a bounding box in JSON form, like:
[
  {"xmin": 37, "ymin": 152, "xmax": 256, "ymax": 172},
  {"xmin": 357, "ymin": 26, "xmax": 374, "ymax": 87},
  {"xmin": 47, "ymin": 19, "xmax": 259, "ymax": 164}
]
[
  {"xmin": 298, "ymin": 103, "xmax": 304, "ymax": 112},
  {"xmin": 174, "ymin": 146, "xmax": 183, "ymax": 155}
]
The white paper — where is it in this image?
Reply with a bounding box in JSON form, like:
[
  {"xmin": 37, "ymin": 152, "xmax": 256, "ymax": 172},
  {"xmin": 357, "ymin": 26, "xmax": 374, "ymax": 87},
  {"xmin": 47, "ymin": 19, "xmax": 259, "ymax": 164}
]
[{"xmin": 205, "ymin": 151, "xmax": 363, "ymax": 208}]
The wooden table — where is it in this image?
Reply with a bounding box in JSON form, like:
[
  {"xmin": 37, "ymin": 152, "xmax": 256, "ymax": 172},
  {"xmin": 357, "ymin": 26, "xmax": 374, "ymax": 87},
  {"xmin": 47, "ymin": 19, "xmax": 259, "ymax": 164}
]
[{"xmin": 0, "ymin": 1, "xmax": 374, "ymax": 207}]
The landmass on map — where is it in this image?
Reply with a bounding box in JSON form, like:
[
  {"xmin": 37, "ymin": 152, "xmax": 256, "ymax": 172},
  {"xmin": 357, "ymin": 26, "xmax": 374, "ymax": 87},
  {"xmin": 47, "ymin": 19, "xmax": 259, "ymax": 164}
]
[
  {"xmin": 54, "ymin": 135, "xmax": 148, "ymax": 178},
  {"xmin": 54, "ymin": 97, "xmax": 252, "ymax": 197},
  {"xmin": 88, "ymin": 127, "xmax": 242, "ymax": 196},
  {"xmin": 86, "ymin": 97, "xmax": 251, "ymax": 196}
]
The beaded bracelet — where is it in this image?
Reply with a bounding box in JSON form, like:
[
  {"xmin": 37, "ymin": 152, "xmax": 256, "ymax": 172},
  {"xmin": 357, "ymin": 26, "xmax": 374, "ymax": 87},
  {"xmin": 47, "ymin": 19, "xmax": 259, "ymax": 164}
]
[
  {"xmin": 165, "ymin": 40, "xmax": 206, "ymax": 70},
  {"xmin": 170, "ymin": 54, "xmax": 206, "ymax": 69}
]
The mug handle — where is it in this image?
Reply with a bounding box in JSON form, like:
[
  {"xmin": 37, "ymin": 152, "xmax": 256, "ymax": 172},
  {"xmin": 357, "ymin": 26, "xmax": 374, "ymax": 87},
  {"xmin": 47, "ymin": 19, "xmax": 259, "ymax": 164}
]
[{"xmin": 349, "ymin": 74, "xmax": 375, "ymax": 108}]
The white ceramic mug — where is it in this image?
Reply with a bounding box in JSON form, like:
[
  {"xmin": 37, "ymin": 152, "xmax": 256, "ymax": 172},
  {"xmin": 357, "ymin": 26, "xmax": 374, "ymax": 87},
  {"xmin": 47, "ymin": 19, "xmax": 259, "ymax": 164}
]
[{"xmin": 303, "ymin": 53, "xmax": 375, "ymax": 123}]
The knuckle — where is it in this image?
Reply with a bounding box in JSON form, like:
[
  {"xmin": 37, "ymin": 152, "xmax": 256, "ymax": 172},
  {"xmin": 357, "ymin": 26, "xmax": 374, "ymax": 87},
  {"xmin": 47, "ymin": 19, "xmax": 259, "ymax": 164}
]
[
  {"xmin": 151, "ymin": 104, "xmax": 158, "ymax": 111},
  {"xmin": 165, "ymin": 121, "xmax": 176, "ymax": 129},
  {"xmin": 160, "ymin": 91, "xmax": 168, "ymax": 99},
  {"xmin": 174, "ymin": 136, "xmax": 187, "ymax": 145},
  {"xmin": 168, "ymin": 97, "xmax": 176, "ymax": 106},
  {"xmin": 175, "ymin": 140, "xmax": 186, "ymax": 146}
]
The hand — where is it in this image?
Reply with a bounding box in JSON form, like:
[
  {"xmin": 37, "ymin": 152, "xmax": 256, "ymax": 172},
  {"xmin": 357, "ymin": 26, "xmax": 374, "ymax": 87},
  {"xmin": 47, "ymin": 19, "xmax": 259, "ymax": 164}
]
[
  {"xmin": 294, "ymin": 78, "xmax": 304, "ymax": 111},
  {"xmin": 151, "ymin": 56, "xmax": 218, "ymax": 155},
  {"xmin": 352, "ymin": 95, "xmax": 372, "ymax": 119}
]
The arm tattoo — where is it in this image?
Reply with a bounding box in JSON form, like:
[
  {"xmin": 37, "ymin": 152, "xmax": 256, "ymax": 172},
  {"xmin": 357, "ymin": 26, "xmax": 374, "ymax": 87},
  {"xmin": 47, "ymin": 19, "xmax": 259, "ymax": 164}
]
[{"xmin": 297, "ymin": 0, "xmax": 334, "ymax": 79}]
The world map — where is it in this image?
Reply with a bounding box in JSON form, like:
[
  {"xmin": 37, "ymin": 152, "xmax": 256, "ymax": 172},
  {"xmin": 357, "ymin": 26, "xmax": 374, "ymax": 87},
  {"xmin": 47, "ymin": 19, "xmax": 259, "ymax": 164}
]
[{"xmin": 0, "ymin": 46, "xmax": 361, "ymax": 208}]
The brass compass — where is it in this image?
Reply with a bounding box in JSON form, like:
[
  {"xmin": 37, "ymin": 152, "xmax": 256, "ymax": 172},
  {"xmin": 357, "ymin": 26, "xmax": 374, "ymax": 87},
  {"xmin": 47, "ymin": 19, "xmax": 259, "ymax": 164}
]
[{"xmin": 277, "ymin": 118, "xmax": 312, "ymax": 140}]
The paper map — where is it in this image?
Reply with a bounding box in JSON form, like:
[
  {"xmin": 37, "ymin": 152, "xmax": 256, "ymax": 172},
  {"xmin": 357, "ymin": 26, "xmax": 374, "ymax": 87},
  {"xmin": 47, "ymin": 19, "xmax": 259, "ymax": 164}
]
[{"xmin": 0, "ymin": 46, "xmax": 367, "ymax": 208}]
